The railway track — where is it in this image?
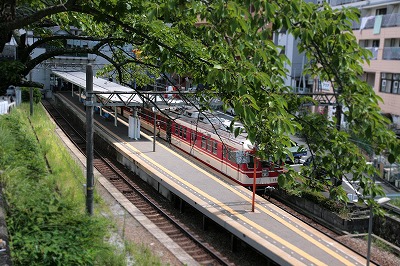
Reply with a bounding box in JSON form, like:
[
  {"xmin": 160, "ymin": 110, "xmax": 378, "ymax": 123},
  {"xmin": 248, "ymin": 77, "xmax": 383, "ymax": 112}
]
[
  {"xmin": 42, "ymin": 96, "xmax": 399, "ymax": 266},
  {"xmin": 41, "ymin": 99, "xmax": 232, "ymax": 266}
]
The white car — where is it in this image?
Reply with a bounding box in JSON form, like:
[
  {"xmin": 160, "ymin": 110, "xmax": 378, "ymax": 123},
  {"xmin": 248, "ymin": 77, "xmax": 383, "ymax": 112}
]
[{"xmin": 226, "ymin": 107, "xmax": 235, "ymax": 116}]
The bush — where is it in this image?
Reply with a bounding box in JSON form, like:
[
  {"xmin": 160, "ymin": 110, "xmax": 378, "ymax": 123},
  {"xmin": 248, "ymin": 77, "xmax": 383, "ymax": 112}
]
[{"xmin": 20, "ymin": 87, "xmax": 42, "ymax": 103}]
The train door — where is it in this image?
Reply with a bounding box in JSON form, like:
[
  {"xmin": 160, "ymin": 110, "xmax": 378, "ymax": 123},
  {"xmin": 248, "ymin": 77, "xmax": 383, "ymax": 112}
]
[
  {"xmin": 166, "ymin": 120, "xmax": 172, "ymax": 143},
  {"xmin": 190, "ymin": 130, "xmax": 197, "ymax": 155},
  {"xmin": 221, "ymin": 145, "xmax": 230, "ymax": 176}
]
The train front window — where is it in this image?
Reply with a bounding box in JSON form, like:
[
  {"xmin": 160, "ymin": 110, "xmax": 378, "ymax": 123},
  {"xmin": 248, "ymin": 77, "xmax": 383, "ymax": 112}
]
[
  {"xmin": 247, "ymin": 156, "xmax": 259, "ymax": 168},
  {"xmin": 228, "ymin": 150, "xmax": 237, "ymax": 162},
  {"xmin": 261, "ymin": 161, "xmax": 271, "ymax": 168}
]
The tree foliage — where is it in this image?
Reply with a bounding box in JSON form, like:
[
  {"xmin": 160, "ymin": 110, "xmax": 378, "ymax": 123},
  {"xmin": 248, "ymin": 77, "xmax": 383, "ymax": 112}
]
[{"xmin": 1, "ymin": 0, "xmax": 399, "ymax": 205}]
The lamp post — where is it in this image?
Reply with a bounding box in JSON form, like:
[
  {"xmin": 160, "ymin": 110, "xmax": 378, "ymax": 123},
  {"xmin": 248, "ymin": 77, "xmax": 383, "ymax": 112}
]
[{"xmin": 366, "ymin": 197, "xmax": 390, "ymax": 266}]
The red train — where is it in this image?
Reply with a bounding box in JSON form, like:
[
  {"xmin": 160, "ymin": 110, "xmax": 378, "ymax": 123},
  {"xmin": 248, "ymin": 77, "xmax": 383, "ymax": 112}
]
[{"xmin": 137, "ymin": 106, "xmax": 285, "ymax": 189}]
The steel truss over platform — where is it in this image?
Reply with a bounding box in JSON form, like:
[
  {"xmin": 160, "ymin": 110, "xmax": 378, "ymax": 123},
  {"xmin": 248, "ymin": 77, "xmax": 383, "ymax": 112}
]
[
  {"xmin": 53, "ymin": 70, "xmax": 338, "ymax": 108},
  {"xmin": 299, "ymin": 93, "xmax": 338, "ymax": 106},
  {"xmin": 52, "ymin": 70, "xmax": 194, "ymax": 108}
]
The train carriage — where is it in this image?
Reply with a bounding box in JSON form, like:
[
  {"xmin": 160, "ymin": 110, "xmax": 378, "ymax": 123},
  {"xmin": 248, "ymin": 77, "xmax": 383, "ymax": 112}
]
[{"xmin": 139, "ymin": 106, "xmax": 285, "ymax": 188}]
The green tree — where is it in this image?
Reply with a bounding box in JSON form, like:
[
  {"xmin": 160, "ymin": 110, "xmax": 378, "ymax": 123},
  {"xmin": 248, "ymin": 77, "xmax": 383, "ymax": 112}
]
[{"xmin": 1, "ymin": 0, "xmax": 399, "ymax": 204}]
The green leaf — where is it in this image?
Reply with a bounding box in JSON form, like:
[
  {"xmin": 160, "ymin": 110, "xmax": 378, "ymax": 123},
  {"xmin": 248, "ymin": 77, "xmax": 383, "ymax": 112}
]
[
  {"xmin": 278, "ymin": 174, "xmax": 286, "ymax": 188},
  {"xmin": 388, "ymin": 153, "xmax": 396, "ymax": 164}
]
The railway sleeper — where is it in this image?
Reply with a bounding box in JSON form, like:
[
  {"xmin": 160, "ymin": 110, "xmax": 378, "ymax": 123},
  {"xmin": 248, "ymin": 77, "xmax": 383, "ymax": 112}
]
[
  {"xmin": 191, "ymin": 255, "xmax": 214, "ymax": 262},
  {"xmin": 136, "ymin": 203, "xmax": 155, "ymax": 210},
  {"xmin": 163, "ymin": 228, "xmax": 181, "ymax": 235},
  {"xmin": 152, "ymin": 219, "xmax": 169, "ymax": 225}
]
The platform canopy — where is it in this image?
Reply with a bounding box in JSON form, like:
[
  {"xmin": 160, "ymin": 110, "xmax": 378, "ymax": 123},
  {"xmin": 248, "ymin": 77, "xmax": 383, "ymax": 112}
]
[{"xmin": 52, "ymin": 71, "xmax": 143, "ymax": 107}]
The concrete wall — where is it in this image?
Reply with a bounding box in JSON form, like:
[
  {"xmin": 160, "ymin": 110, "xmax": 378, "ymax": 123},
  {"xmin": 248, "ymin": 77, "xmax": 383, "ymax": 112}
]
[
  {"xmin": 274, "ymin": 190, "xmax": 400, "ymax": 249},
  {"xmin": 274, "ymin": 190, "xmax": 370, "ymax": 233},
  {"xmin": 0, "ymin": 184, "xmax": 12, "ymax": 265},
  {"xmin": 374, "ymin": 214, "xmax": 400, "ymax": 247}
]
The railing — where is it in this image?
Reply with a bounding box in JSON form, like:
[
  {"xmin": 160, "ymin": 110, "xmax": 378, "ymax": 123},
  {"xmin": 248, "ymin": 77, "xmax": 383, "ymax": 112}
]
[
  {"xmin": 292, "ymin": 87, "xmax": 312, "ymax": 94},
  {"xmin": 45, "ymin": 46, "xmax": 89, "ymax": 58},
  {"xmin": 352, "ymin": 13, "xmax": 400, "ymax": 30},
  {"xmin": 330, "ymin": 0, "xmax": 365, "ymax": 6},
  {"xmin": 383, "ymin": 47, "xmax": 400, "ymax": 60}
]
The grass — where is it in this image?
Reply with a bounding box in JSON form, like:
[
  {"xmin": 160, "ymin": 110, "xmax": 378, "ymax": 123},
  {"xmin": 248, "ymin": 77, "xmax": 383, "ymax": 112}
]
[
  {"xmin": 391, "ymin": 198, "xmax": 400, "ymax": 208},
  {"xmin": 0, "ymin": 103, "xmax": 166, "ymax": 265}
]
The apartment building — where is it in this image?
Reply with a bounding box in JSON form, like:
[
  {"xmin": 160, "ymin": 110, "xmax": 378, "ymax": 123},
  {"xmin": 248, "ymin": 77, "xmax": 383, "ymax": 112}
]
[{"xmin": 332, "ymin": 0, "xmax": 400, "ymax": 129}]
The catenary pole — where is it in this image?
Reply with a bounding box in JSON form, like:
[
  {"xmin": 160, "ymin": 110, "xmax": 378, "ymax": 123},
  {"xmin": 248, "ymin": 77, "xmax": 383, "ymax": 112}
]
[
  {"xmin": 153, "ymin": 110, "xmax": 156, "ymax": 152},
  {"xmin": 30, "ymin": 87, "xmax": 33, "ymax": 116},
  {"xmin": 85, "ymin": 64, "xmax": 94, "ymax": 215},
  {"xmin": 366, "ymin": 204, "xmax": 373, "ymax": 266},
  {"xmin": 251, "ymin": 155, "xmax": 257, "ymax": 212}
]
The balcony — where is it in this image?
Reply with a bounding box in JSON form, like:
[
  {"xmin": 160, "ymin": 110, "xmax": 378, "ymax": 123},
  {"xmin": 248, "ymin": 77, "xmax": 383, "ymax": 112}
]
[
  {"xmin": 352, "ymin": 13, "xmax": 400, "ymax": 30},
  {"xmin": 383, "ymin": 47, "xmax": 400, "ymax": 60},
  {"xmin": 363, "ymin": 47, "xmax": 379, "ymax": 60}
]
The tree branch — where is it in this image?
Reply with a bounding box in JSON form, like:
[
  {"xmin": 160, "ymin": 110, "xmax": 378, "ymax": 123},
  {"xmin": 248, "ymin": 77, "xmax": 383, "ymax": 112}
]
[{"xmin": 1, "ymin": 0, "xmax": 79, "ymax": 31}]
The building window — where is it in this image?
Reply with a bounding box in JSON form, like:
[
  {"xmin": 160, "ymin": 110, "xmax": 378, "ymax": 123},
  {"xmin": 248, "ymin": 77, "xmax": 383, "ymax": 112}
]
[
  {"xmin": 380, "ymin": 73, "xmax": 400, "ymax": 94},
  {"xmin": 393, "ymin": 81, "xmax": 399, "ymax": 94},
  {"xmin": 376, "ymin": 8, "xmax": 387, "ymax": 16}
]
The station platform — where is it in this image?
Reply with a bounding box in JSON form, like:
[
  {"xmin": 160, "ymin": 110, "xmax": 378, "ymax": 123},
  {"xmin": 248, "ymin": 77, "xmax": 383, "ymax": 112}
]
[{"xmin": 55, "ymin": 91, "xmax": 370, "ymax": 266}]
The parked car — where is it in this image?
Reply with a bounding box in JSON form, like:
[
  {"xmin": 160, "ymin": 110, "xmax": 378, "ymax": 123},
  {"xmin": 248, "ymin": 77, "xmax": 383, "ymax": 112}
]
[
  {"xmin": 286, "ymin": 145, "xmax": 307, "ymax": 164},
  {"xmin": 225, "ymin": 107, "xmax": 235, "ymax": 116},
  {"xmin": 303, "ymin": 156, "xmax": 313, "ymax": 166}
]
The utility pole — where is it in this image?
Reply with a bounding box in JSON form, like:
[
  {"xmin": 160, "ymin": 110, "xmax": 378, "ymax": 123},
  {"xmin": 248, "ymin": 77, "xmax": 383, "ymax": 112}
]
[
  {"xmin": 85, "ymin": 64, "xmax": 94, "ymax": 215},
  {"xmin": 251, "ymin": 155, "xmax": 258, "ymax": 212},
  {"xmin": 153, "ymin": 109, "xmax": 156, "ymax": 152},
  {"xmin": 335, "ymin": 104, "xmax": 342, "ymax": 131},
  {"xmin": 29, "ymin": 88, "xmax": 33, "ymax": 116},
  {"xmin": 29, "ymin": 71, "xmax": 33, "ymax": 116},
  {"xmin": 335, "ymin": 87, "xmax": 342, "ymax": 131}
]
